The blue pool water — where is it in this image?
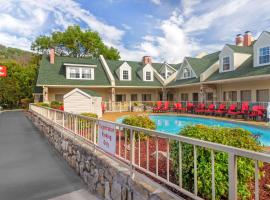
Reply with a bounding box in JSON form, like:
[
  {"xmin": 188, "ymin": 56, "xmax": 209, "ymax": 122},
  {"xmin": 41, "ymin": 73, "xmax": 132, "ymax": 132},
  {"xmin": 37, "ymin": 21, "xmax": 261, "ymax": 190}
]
[{"xmin": 117, "ymin": 115, "xmax": 270, "ymax": 146}]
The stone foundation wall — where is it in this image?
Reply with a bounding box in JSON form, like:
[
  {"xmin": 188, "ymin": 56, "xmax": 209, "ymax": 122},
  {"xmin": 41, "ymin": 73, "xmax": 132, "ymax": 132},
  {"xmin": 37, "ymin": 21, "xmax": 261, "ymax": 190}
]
[{"xmin": 28, "ymin": 112, "xmax": 181, "ymax": 200}]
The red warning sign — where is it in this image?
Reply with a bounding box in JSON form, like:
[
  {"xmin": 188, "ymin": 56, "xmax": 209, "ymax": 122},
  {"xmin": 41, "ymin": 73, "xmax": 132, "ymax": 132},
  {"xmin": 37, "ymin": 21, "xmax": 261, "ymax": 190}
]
[{"xmin": 0, "ymin": 66, "xmax": 7, "ymax": 77}]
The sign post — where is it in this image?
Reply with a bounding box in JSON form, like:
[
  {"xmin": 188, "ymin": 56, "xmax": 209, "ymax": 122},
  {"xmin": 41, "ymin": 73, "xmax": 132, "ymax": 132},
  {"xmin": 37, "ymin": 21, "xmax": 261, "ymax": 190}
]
[
  {"xmin": 0, "ymin": 66, "xmax": 7, "ymax": 77},
  {"xmin": 98, "ymin": 121, "xmax": 116, "ymax": 154}
]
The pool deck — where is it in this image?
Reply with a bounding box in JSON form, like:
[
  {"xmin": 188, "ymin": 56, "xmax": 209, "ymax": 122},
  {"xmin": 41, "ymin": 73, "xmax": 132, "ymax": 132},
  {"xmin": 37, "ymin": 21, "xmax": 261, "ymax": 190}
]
[{"xmin": 102, "ymin": 111, "xmax": 270, "ymax": 151}]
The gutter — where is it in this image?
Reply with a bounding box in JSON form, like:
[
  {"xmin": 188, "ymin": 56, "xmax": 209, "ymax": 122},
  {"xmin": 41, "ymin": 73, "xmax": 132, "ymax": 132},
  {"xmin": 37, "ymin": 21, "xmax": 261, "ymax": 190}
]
[
  {"xmin": 36, "ymin": 84, "xmax": 163, "ymax": 89},
  {"xmin": 204, "ymin": 73, "xmax": 270, "ymax": 84}
]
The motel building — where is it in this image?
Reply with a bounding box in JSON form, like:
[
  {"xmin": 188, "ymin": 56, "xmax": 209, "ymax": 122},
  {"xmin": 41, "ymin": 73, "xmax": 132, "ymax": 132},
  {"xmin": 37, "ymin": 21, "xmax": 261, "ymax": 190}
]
[{"xmin": 35, "ymin": 31, "xmax": 270, "ymax": 106}]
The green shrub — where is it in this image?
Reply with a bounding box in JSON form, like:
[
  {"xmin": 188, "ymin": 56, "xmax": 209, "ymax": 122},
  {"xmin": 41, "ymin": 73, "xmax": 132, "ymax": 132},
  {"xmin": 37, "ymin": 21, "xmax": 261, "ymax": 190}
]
[
  {"xmin": 170, "ymin": 125, "xmax": 262, "ymax": 200},
  {"xmin": 50, "ymin": 101, "xmax": 63, "ymax": 109},
  {"xmin": 81, "ymin": 112, "xmax": 98, "ymax": 118},
  {"xmin": 36, "ymin": 102, "xmax": 50, "ymax": 107},
  {"xmin": 20, "ymin": 97, "xmax": 32, "ymax": 109},
  {"xmin": 122, "ymin": 115, "xmax": 156, "ymax": 140}
]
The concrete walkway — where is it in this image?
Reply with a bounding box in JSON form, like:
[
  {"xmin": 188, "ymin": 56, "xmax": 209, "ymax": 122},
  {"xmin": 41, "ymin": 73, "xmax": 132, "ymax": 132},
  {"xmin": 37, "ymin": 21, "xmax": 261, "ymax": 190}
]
[{"xmin": 0, "ymin": 111, "xmax": 100, "ymax": 200}]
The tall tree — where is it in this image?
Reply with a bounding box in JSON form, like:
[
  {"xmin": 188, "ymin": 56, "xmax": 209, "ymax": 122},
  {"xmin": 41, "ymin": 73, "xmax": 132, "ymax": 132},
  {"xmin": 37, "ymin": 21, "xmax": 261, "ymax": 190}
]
[
  {"xmin": 31, "ymin": 25, "xmax": 120, "ymax": 60},
  {"xmin": 0, "ymin": 60, "xmax": 37, "ymax": 108}
]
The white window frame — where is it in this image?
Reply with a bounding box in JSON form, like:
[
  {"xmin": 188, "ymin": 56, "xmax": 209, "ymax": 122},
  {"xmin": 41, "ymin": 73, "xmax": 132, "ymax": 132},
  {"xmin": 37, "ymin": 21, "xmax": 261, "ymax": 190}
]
[
  {"xmin": 69, "ymin": 67, "xmax": 80, "ymax": 79},
  {"xmin": 120, "ymin": 69, "xmax": 131, "ymax": 81},
  {"xmin": 258, "ymin": 46, "xmax": 270, "ymax": 65},
  {"xmin": 145, "ymin": 71, "xmax": 153, "ymax": 81},
  {"xmin": 67, "ymin": 66, "xmax": 94, "ymax": 80},
  {"xmin": 183, "ymin": 67, "xmax": 191, "ymax": 79},
  {"xmin": 222, "ymin": 56, "xmax": 231, "ymax": 72}
]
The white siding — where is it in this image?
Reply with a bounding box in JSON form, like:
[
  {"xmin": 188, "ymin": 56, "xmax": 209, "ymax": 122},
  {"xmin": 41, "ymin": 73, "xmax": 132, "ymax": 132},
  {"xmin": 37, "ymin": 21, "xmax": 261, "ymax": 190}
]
[
  {"xmin": 219, "ymin": 46, "xmax": 234, "ymax": 72},
  {"xmin": 253, "ymin": 32, "xmax": 270, "ymax": 67},
  {"xmin": 64, "ymin": 91, "xmax": 92, "ymax": 114}
]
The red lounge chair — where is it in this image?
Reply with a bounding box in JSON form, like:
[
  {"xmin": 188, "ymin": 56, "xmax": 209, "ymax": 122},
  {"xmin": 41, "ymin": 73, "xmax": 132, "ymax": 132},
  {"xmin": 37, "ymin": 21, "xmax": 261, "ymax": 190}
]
[
  {"xmin": 187, "ymin": 102, "xmax": 195, "ymax": 113},
  {"xmin": 174, "ymin": 103, "xmax": 186, "ymax": 113},
  {"xmin": 227, "ymin": 104, "xmax": 239, "ymax": 118},
  {"xmin": 237, "ymin": 102, "xmax": 249, "ymax": 119},
  {"xmin": 173, "ymin": 103, "xmax": 180, "ymax": 112},
  {"xmin": 205, "ymin": 104, "xmax": 216, "ymax": 115},
  {"xmin": 215, "ymin": 104, "xmax": 227, "ymax": 116},
  {"xmin": 249, "ymin": 105, "xmax": 265, "ymax": 121},
  {"xmin": 153, "ymin": 101, "xmax": 162, "ymax": 113},
  {"xmin": 195, "ymin": 103, "xmax": 205, "ymax": 114},
  {"xmin": 160, "ymin": 101, "xmax": 170, "ymax": 112}
]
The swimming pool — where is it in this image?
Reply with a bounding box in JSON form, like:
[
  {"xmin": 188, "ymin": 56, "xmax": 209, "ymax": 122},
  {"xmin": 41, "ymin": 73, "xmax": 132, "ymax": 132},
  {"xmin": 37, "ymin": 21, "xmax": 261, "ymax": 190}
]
[{"xmin": 117, "ymin": 115, "xmax": 270, "ymax": 146}]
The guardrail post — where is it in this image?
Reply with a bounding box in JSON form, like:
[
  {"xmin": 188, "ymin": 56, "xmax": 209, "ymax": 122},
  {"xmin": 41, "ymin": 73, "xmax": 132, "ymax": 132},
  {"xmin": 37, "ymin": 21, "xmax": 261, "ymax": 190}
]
[
  {"xmin": 93, "ymin": 121, "xmax": 97, "ymax": 152},
  {"xmin": 75, "ymin": 116, "xmax": 78, "ymax": 134},
  {"xmin": 54, "ymin": 111, "xmax": 56, "ymax": 123},
  {"xmin": 228, "ymin": 153, "xmax": 237, "ymax": 200},
  {"xmin": 62, "ymin": 113, "xmax": 65, "ymax": 128},
  {"xmin": 130, "ymin": 129, "xmax": 135, "ymax": 179}
]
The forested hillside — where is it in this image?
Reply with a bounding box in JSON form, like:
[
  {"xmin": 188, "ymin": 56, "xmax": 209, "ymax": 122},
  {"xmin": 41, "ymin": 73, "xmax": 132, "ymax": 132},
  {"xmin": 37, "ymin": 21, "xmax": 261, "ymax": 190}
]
[{"xmin": 0, "ymin": 45, "xmax": 40, "ymax": 109}]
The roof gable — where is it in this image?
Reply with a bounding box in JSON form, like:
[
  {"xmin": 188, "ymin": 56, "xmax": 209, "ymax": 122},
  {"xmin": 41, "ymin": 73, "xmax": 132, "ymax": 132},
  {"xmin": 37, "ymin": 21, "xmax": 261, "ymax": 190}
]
[
  {"xmin": 64, "ymin": 88, "xmax": 100, "ymax": 99},
  {"xmin": 115, "ymin": 61, "xmax": 132, "ymax": 80},
  {"xmin": 105, "ymin": 59, "xmax": 163, "ymax": 87},
  {"xmin": 226, "ymin": 44, "xmax": 253, "ymax": 54},
  {"xmin": 37, "ymin": 55, "xmax": 111, "ymax": 87}
]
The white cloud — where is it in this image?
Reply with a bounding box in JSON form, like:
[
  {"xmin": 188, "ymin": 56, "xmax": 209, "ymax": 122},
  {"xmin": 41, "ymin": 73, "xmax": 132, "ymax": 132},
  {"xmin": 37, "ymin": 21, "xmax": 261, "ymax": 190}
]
[
  {"xmin": 150, "ymin": 0, "xmax": 161, "ymax": 5},
  {"xmin": 182, "ymin": 0, "xmax": 201, "ymax": 17},
  {"xmin": 119, "ymin": 11, "xmax": 199, "ymax": 63},
  {"xmin": 0, "ymin": 0, "xmax": 124, "ymax": 49},
  {"xmin": 1, "ymin": 0, "xmax": 270, "ymax": 64},
  {"xmin": 184, "ymin": 0, "xmax": 249, "ymax": 33},
  {"xmin": 122, "ymin": 0, "xmax": 270, "ymax": 63},
  {"xmin": 0, "ymin": 33, "xmax": 31, "ymax": 50}
]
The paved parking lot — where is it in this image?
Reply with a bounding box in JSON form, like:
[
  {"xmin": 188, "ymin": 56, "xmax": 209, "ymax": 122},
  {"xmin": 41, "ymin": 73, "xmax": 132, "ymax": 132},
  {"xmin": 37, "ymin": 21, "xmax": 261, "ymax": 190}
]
[{"xmin": 0, "ymin": 111, "xmax": 100, "ymax": 200}]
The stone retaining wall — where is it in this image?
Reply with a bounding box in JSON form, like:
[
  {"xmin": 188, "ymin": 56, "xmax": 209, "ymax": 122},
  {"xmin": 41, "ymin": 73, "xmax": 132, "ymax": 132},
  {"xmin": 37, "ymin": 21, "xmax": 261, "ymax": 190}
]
[{"xmin": 28, "ymin": 112, "xmax": 182, "ymax": 200}]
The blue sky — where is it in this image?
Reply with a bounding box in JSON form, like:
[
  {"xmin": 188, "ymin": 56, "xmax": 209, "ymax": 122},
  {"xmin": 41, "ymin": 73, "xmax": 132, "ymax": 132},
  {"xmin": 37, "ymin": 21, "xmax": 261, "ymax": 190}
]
[{"xmin": 0, "ymin": 0, "xmax": 270, "ymax": 63}]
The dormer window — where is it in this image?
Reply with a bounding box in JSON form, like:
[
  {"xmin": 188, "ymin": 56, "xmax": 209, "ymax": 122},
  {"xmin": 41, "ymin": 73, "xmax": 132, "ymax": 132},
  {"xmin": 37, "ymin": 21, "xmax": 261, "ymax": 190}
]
[
  {"xmin": 118, "ymin": 62, "xmax": 131, "ymax": 81},
  {"xmin": 146, "ymin": 71, "xmax": 152, "ymax": 81},
  {"xmin": 67, "ymin": 66, "xmax": 94, "ymax": 80},
  {"xmin": 183, "ymin": 67, "xmax": 191, "ymax": 78},
  {"xmin": 259, "ymin": 47, "xmax": 270, "ymax": 64},
  {"xmin": 70, "ymin": 68, "xmax": 80, "ymax": 78},
  {"xmin": 82, "ymin": 68, "xmax": 91, "ymax": 79},
  {"xmin": 122, "ymin": 70, "xmax": 129, "ymax": 80},
  {"xmin": 222, "ymin": 57, "xmax": 230, "ymax": 71}
]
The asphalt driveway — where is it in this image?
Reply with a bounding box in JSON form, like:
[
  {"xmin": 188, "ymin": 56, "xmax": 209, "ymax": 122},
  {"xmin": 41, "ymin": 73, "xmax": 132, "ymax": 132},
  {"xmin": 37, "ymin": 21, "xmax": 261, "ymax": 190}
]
[{"xmin": 0, "ymin": 111, "xmax": 99, "ymax": 200}]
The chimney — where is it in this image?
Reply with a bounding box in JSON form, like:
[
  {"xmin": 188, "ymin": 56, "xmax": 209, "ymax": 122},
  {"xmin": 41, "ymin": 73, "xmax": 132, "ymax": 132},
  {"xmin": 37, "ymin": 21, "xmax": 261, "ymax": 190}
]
[
  {"xmin": 142, "ymin": 56, "xmax": 152, "ymax": 65},
  {"xmin": 49, "ymin": 48, "xmax": 55, "ymax": 64},
  {"xmin": 235, "ymin": 34, "xmax": 243, "ymax": 46},
  {"xmin": 243, "ymin": 31, "xmax": 253, "ymax": 46}
]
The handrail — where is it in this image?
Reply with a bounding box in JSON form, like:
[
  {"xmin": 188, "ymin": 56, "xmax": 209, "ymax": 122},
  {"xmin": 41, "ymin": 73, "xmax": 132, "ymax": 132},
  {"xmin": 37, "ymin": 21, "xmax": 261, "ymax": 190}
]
[{"xmin": 29, "ymin": 103, "xmax": 269, "ymax": 200}]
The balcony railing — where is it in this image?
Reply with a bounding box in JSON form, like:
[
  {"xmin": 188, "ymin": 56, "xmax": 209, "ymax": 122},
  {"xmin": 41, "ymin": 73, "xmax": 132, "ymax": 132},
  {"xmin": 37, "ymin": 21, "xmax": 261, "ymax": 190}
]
[{"xmin": 29, "ymin": 104, "xmax": 270, "ymax": 200}]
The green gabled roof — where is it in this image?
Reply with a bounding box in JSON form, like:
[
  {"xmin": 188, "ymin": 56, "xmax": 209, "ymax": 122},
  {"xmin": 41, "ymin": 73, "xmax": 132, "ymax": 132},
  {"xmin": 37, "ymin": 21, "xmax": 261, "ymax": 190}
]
[
  {"xmin": 206, "ymin": 56, "xmax": 270, "ymax": 82},
  {"xmin": 170, "ymin": 63, "xmax": 181, "ymax": 70},
  {"xmin": 168, "ymin": 51, "xmax": 220, "ymax": 87},
  {"xmin": 151, "ymin": 62, "xmax": 179, "ymax": 72},
  {"xmin": 186, "ymin": 51, "xmax": 220, "ymax": 76},
  {"xmin": 151, "ymin": 62, "xmax": 164, "ymax": 72},
  {"xmin": 105, "ymin": 60, "xmax": 163, "ymax": 87},
  {"xmin": 227, "ymin": 44, "xmax": 253, "ymax": 54},
  {"xmin": 81, "ymin": 89, "xmax": 101, "ymax": 97},
  {"xmin": 201, "ymin": 51, "xmax": 220, "ymax": 61},
  {"xmin": 37, "ymin": 55, "xmax": 111, "ymax": 86},
  {"xmin": 167, "ymin": 77, "xmax": 200, "ymax": 86}
]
